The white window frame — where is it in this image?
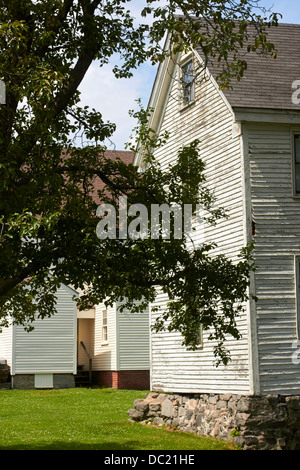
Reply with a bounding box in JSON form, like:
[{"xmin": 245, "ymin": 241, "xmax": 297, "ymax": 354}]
[
  {"xmin": 180, "ymin": 57, "xmax": 195, "ymax": 108},
  {"xmin": 102, "ymin": 309, "xmax": 108, "ymax": 344}
]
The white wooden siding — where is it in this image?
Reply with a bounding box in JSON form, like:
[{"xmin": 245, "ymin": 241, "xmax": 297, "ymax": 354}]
[
  {"xmin": 12, "ymin": 284, "xmax": 77, "ymax": 375},
  {"xmin": 0, "ymin": 321, "xmax": 13, "ymax": 367},
  {"xmin": 117, "ymin": 304, "xmax": 150, "ymax": 370},
  {"xmin": 149, "ymin": 53, "xmax": 251, "ymax": 394},
  {"xmin": 246, "ymin": 123, "xmax": 300, "ymax": 394},
  {"xmin": 92, "ymin": 301, "xmax": 150, "ymax": 371}
]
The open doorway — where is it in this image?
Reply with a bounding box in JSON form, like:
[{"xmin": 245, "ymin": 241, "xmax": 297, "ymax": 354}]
[{"xmin": 77, "ymin": 309, "xmax": 95, "ymax": 386}]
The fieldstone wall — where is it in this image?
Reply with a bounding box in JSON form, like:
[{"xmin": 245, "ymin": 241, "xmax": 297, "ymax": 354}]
[{"xmin": 127, "ymin": 392, "xmax": 300, "ymax": 450}]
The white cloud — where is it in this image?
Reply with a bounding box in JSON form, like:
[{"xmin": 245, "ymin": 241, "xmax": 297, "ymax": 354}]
[
  {"xmin": 76, "ymin": 0, "xmax": 300, "ymax": 150},
  {"xmin": 78, "ymin": 60, "xmax": 156, "ymax": 150},
  {"xmin": 76, "ymin": 0, "xmax": 164, "ymax": 150}
]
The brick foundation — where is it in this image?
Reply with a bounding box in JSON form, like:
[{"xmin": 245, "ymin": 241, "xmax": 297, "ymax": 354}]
[{"xmin": 94, "ymin": 370, "xmax": 150, "ymax": 390}]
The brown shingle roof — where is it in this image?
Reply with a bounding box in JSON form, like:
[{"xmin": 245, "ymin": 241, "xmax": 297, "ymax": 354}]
[
  {"xmin": 198, "ymin": 23, "xmax": 300, "ymax": 111},
  {"xmin": 90, "ymin": 150, "xmax": 134, "ymax": 204},
  {"xmin": 103, "ymin": 150, "xmax": 135, "ymax": 166}
]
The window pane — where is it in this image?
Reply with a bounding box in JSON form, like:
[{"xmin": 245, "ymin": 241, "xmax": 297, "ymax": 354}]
[
  {"xmin": 102, "ymin": 310, "xmax": 108, "ymax": 341},
  {"xmin": 295, "ymin": 165, "xmax": 300, "ymax": 193},
  {"xmin": 296, "ymin": 260, "xmax": 300, "ymax": 339},
  {"xmin": 295, "ymin": 135, "xmax": 300, "ymax": 163},
  {"xmin": 192, "ymin": 326, "xmax": 202, "ymax": 345},
  {"xmin": 182, "ymin": 61, "xmax": 193, "ymax": 84},
  {"xmin": 182, "ymin": 60, "xmax": 194, "ymax": 104},
  {"xmin": 102, "ymin": 327, "xmax": 107, "ymax": 342}
]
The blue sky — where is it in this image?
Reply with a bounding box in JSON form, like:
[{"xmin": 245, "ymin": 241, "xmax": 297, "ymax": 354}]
[
  {"xmin": 78, "ymin": 1, "xmax": 300, "ymax": 150},
  {"xmin": 265, "ymin": 0, "xmax": 300, "ymax": 23}
]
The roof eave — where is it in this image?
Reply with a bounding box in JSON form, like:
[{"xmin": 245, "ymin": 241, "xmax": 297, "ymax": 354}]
[
  {"xmin": 232, "ymin": 106, "xmax": 300, "ymax": 125},
  {"xmin": 133, "ymin": 33, "xmax": 179, "ymax": 168}
]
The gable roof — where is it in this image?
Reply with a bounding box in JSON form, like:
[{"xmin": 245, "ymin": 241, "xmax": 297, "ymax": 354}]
[
  {"xmin": 135, "ymin": 22, "xmax": 300, "ymax": 167},
  {"xmin": 203, "ymin": 23, "xmax": 300, "ymax": 111}
]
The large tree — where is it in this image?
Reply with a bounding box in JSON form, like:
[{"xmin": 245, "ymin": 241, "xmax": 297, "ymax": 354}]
[{"xmin": 0, "ymin": 0, "xmax": 279, "ymax": 364}]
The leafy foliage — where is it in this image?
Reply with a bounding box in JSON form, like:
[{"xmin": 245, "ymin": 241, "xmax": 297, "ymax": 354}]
[{"xmin": 0, "ymin": 0, "xmax": 278, "ymax": 363}]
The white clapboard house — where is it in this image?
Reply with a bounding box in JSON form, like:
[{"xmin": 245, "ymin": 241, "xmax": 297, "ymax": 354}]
[
  {"xmin": 0, "ymin": 151, "xmax": 150, "ymax": 390},
  {"xmin": 0, "ymin": 288, "xmax": 150, "ymax": 390},
  {"xmin": 77, "ymin": 300, "xmax": 150, "ymax": 390},
  {"xmin": 133, "ymin": 22, "xmax": 300, "ymax": 396},
  {"xmin": 0, "ymin": 284, "xmax": 78, "ymax": 389},
  {"xmin": 76, "ymin": 150, "xmax": 150, "ymax": 390}
]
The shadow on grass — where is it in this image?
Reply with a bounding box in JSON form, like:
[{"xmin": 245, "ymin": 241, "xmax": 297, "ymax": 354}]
[{"xmin": 0, "ymin": 440, "xmax": 144, "ymax": 450}]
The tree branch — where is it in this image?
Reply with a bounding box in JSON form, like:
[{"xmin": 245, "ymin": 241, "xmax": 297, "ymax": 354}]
[
  {"xmin": 53, "ymin": 50, "xmax": 95, "ymax": 117},
  {"xmin": 0, "ymin": 271, "xmax": 30, "ymax": 297}
]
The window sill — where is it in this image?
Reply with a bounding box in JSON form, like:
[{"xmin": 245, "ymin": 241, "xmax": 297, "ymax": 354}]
[
  {"xmin": 179, "ymin": 99, "xmax": 196, "ymax": 113},
  {"xmin": 186, "ymin": 341, "xmax": 203, "ymax": 351},
  {"xmin": 101, "ymin": 342, "xmax": 109, "ymax": 346},
  {"xmin": 186, "ymin": 346, "xmax": 203, "ymax": 352}
]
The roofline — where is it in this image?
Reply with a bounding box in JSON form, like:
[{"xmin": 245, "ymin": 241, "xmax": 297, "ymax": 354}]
[
  {"xmin": 133, "ymin": 21, "xmax": 300, "ymax": 168},
  {"xmin": 192, "ymin": 48, "xmax": 235, "ymax": 118},
  {"xmin": 133, "ymin": 32, "xmax": 178, "ymax": 168},
  {"xmin": 233, "ymin": 106, "xmax": 300, "ymax": 124},
  {"xmin": 61, "ymin": 284, "xmax": 79, "ymax": 297},
  {"xmin": 133, "ymin": 37, "xmax": 239, "ymax": 169}
]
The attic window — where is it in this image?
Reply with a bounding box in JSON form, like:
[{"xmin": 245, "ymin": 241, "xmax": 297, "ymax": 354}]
[
  {"xmin": 295, "ymin": 135, "xmax": 300, "ymax": 194},
  {"xmin": 181, "ymin": 59, "xmax": 194, "ymax": 105}
]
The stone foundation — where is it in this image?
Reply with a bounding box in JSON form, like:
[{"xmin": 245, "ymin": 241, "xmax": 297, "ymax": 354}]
[{"xmin": 127, "ymin": 392, "xmax": 300, "ymax": 450}]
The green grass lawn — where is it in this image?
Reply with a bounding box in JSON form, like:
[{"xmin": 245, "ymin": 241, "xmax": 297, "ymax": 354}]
[{"xmin": 0, "ymin": 387, "xmax": 235, "ymax": 450}]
